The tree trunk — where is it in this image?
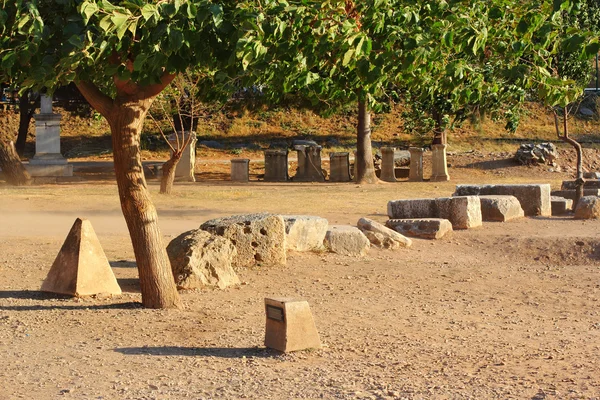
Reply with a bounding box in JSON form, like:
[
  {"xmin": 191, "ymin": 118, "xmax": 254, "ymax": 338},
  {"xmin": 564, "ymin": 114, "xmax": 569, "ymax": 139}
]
[
  {"xmin": 15, "ymin": 90, "xmax": 35, "ymax": 157},
  {"xmin": 554, "ymin": 108, "xmax": 584, "ymax": 209},
  {"xmin": 0, "ymin": 141, "xmax": 32, "ymax": 186},
  {"xmin": 431, "ymin": 107, "xmax": 447, "ymax": 145},
  {"xmin": 355, "ymin": 101, "xmax": 378, "ymax": 184},
  {"xmin": 160, "ymin": 153, "xmax": 181, "ymax": 194},
  {"xmin": 107, "ymin": 99, "xmax": 182, "ymax": 309}
]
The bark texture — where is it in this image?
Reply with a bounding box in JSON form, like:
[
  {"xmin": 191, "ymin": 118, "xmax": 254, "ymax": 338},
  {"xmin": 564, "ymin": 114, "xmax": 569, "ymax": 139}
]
[
  {"xmin": 0, "ymin": 141, "xmax": 31, "ymax": 186},
  {"xmin": 355, "ymin": 101, "xmax": 378, "ymax": 184},
  {"xmin": 554, "ymin": 108, "xmax": 584, "ymax": 208},
  {"xmin": 160, "ymin": 153, "xmax": 181, "ymax": 194},
  {"xmin": 15, "ymin": 90, "xmax": 37, "ymax": 157},
  {"xmin": 431, "ymin": 107, "xmax": 447, "ymax": 145},
  {"xmin": 76, "ymin": 78, "xmax": 181, "ymax": 309}
]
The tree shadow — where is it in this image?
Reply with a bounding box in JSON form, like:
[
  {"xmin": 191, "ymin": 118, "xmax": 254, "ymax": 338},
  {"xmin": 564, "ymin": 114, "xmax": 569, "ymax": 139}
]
[
  {"xmin": 0, "ymin": 290, "xmax": 142, "ymax": 311},
  {"xmin": 114, "ymin": 346, "xmax": 281, "ymax": 358},
  {"xmin": 458, "ymin": 158, "xmax": 522, "ymax": 171}
]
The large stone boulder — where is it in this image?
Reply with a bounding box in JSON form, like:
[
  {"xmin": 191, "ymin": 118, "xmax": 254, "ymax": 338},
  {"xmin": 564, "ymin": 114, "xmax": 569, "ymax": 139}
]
[
  {"xmin": 357, "ymin": 217, "xmax": 412, "ymax": 249},
  {"xmin": 200, "ymin": 213, "xmax": 286, "ymax": 267},
  {"xmin": 478, "ymin": 195, "xmax": 524, "ymax": 222},
  {"xmin": 514, "ymin": 143, "xmax": 557, "ymax": 165},
  {"xmin": 551, "ymin": 196, "xmax": 573, "ymax": 215},
  {"xmin": 282, "ymin": 215, "xmax": 328, "ymax": 252},
  {"xmin": 166, "ymin": 229, "xmax": 239, "ymax": 290},
  {"xmin": 386, "ymin": 218, "xmax": 453, "ymax": 239},
  {"xmin": 574, "ymin": 196, "xmax": 600, "ymax": 219},
  {"xmin": 324, "ymin": 225, "xmax": 370, "ymax": 256},
  {"xmin": 454, "ymin": 184, "xmax": 551, "ymax": 217}
]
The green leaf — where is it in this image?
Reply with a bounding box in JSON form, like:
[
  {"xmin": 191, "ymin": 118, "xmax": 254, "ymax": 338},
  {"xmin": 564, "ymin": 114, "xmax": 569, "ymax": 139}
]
[
  {"xmin": 342, "ymin": 48, "xmax": 355, "ymax": 66},
  {"xmin": 141, "ymin": 4, "xmax": 157, "ymax": 21},
  {"xmin": 80, "ymin": 1, "xmax": 99, "ymax": 25},
  {"xmin": 111, "ymin": 12, "xmax": 130, "ymax": 40},
  {"xmin": 99, "ymin": 15, "xmax": 112, "ymax": 32},
  {"xmin": 210, "ymin": 4, "xmax": 224, "ymax": 27}
]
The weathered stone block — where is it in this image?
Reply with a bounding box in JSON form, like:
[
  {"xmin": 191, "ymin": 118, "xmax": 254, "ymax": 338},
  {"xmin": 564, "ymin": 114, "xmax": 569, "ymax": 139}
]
[
  {"xmin": 380, "ymin": 147, "xmax": 396, "ymax": 182},
  {"xmin": 231, "ymin": 158, "xmax": 250, "ymax": 182},
  {"xmin": 329, "ymin": 152, "xmax": 351, "ymax": 182},
  {"xmin": 583, "ymin": 172, "xmax": 600, "ymax": 179},
  {"xmin": 454, "ymin": 184, "xmax": 551, "ymax": 216},
  {"xmin": 282, "ymin": 215, "xmax": 328, "ymax": 252},
  {"xmin": 387, "ymin": 198, "xmax": 437, "ymax": 220},
  {"xmin": 561, "ymin": 180, "xmax": 600, "ymax": 190},
  {"xmin": 264, "ymin": 150, "xmax": 288, "ymax": 182},
  {"xmin": 574, "ymin": 196, "xmax": 600, "ymax": 219},
  {"xmin": 264, "ymin": 297, "xmax": 321, "ymax": 352},
  {"xmin": 200, "ymin": 213, "xmax": 286, "ymax": 267},
  {"xmin": 386, "ymin": 218, "xmax": 453, "ymax": 240},
  {"xmin": 478, "ymin": 195, "xmax": 524, "ymax": 222},
  {"xmin": 357, "ymin": 217, "xmax": 412, "ymax": 248},
  {"xmin": 166, "ymin": 229, "xmax": 239, "ymax": 290},
  {"xmin": 324, "ymin": 225, "xmax": 370, "ymax": 256},
  {"xmin": 435, "ymin": 196, "xmax": 482, "ymax": 229},
  {"xmin": 41, "ymin": 218, "xmax": 121, "ymax": 297},
  {"xmin": 551, "ymin": 196, "xmax": 573, "ymax": 215},
  {"xmin": 551, "ymin": 189, "xmax": 600, "ymax": 201}
]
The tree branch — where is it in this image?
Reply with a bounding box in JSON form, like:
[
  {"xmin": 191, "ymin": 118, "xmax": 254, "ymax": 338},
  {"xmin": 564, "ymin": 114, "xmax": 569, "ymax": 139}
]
[
  {"xmin": 140, "ymin": 71, "xmax": 177, "ymax": 99},
  {"xmin": 75, "ymin": 81, "xmax": 114, "ymax": 118}
]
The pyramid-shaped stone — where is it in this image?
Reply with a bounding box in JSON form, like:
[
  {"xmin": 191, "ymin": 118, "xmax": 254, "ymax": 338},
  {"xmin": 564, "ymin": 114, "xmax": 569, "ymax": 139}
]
[{"xmin": 41, "ymin": 218, "xmax": 122, "ymax": 296}]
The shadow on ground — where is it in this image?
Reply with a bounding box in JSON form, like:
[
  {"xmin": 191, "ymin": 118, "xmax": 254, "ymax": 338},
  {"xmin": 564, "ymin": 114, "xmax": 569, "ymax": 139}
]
[{"xmin": 114, "ymin": 346, "xmax": 281, "ymax": 359}]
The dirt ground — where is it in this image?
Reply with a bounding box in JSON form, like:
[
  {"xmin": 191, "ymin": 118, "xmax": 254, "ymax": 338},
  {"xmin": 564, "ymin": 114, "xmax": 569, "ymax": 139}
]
[{"xmin": 1, "ymin": 152, "xmax": 600, "ymax": 399}]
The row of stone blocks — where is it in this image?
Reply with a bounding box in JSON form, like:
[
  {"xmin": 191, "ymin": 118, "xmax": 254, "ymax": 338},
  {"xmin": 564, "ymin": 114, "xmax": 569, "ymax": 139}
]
[{"xmin": 231, "ymin": 144, "xmax": 450, "ymax": 183}]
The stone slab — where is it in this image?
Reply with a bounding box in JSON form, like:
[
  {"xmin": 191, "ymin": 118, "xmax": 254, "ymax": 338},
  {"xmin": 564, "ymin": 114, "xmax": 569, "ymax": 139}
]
[
  {"xmin": 25, "ymin": 163, "xmax": 73, "ymax": 177},
  {"xmin": 583, "ymin": 172, "xmax": 600, "ymax": 179},
  {"xmin": 264, "ymin": 297, "xmax": 321, "ymax": 352},
  {"xmin": 200, "ymin": 213, "xmax": 286, "ymax": 268},
  {"xmin": 387, "ymin": 198, "xmax": 437, "ymax": 220},
  {"xmin": 454, "ymin": 184, "xmax": 551, "ymax": 217},
  {"xmin": 385, "ymin": 218, "xmax": 453, "ymax": 240},
  {"xmin": 41, "ymin": 218, "xmax": 121, "ymax": 297},
  {"xmin": 357, "ymin": 217, "xmax": 412, "ymax": 248},
  {"xmin": 324, "ymin": 225, "xmax": 370, "ymax": 256},
  {"xmin": 551, "ymin": 196, "xmax": 573, "ymax": 215},
  {"xmin": 551, "ymin": 189, "xmax": 600, "ymax": 201},
  {"xmin": 478, "ymin": 195, "xmax": 524, "ymax": 222},
  {"xmin": 561, "ymin": 180, "xmax": 600, "ymax": 190},
  {"xmin": 282, "ymin": 215, "xmax": 328, "ymax": 252},
  {"xmin": 388, "ymin": 197, "xmax": 481, "ymax": 229}
]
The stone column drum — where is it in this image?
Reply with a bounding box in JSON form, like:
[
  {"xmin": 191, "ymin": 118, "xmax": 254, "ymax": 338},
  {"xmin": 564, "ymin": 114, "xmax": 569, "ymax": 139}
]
[
  {"xmin": 28, "ymin": 94, "xmax": 73, "ymax": 177},
  {"xmin": 168, "ymin": 131, "xmax": 197, "ymax": 182},
  {"xmin": 380, "ymin": 146, "xmax": 396, "ymax": 182},
  {"xmin": 329, "ymin": 152, "xmax": 351, "ymax": 182},
  {"xmin": 430, "ymin": 143, "xmax": 449, "ymax": 182},
  {"xmin": 264, "ymin": 149, "xmax": 288, "ymax": 182},
  {"xmin": 408, "ymin": 147, "xmax": 424, "ymax": 182},
  {"xmin": 231, "ymin": 158, "xmax": 250, "ymax": 182}
]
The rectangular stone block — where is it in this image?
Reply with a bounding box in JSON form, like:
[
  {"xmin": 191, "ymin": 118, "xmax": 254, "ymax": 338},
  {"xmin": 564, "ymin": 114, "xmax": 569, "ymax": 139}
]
[
  {"xmin": 454, "ymin": 184, "xmax": 551, "ymax": 217},
  {"xmin": 264, "ymin": 150, "xmax": 288, "ymax": 182},
  {"xmin": 551, "ymin": 196, "xmax": 573, "ymax": 215},
  {"xmin": 561, "ymin": 180, "xmax": 600, "ymax": 190},
  {"xmin": 478, "ymin": 195, "xmax": 524, "ymax": 222},
  {"xmin": 386, "ymin": 218, "xmax": 453, "ymax": 239},
  {"xmin": 264, "ymin": 297, "xmax": 321, "ymax": 352},
  {"xmin": 387, "ymin": 198, "xmax": 437, "ymax": 220},
  {"xmin": 551, "ymin": 189, "xmax": 600, "ymax": 201},
  {"xmin": 435, "ymin": 196, "xmax": 482, "ymax": 229}
]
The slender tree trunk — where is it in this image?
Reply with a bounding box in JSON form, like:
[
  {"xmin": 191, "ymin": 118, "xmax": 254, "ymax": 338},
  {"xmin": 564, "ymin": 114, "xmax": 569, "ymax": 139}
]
[
  {"xmin": 554, "ymin": 108, "xmax": 584, "ymax": 208},
  {"xmin": 431, "ymin": 107, "xmax": 447, "ymax": 145},
  {"xmin": 160, "ymin": 154, "xmax": 181, "ymax": 194},
  {"xmin": 355, "ymin": 101, "xmax": 378, "ymax": 184},
  {"xmin": 107, "ymin": 99, "xmax": 182, "ymax": 309},
  {"xmin": 15, "ymin": 90, "xmax": 35, "ymax": 157},
  {"xmin": 0, "ymin": 141, "xmax": 32, "ymax": 186}
]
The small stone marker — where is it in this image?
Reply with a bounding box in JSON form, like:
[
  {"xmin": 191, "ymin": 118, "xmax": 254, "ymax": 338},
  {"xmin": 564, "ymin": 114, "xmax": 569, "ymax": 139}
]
[
  {"xmin": 379, "ymin": 147, "xmax": 396, "ymax": 182},
  {"xmin": 264, "ymin": 149, "xmax": 289, "ymax": 182},
  {"xmin": 41, "ymin": 218, "xmax": 121, "ymax": 297},
  {"xmin": 293, "ymin": 145, "xmax": 325, "ymax": 182},
  {"xmin": 408, "ymin": 147, "xmax": 424, "ymax": 182},
  {"xmin": 230, "ymin": 158, "xmax": 250, "ymax": 182},
  {"xmin": 329, "ymin": 152, "xmax": 351, "ymax": 182},
  {"xmin": 168, "ymin": 132, "xmax": 197, "ymax": 182},
  {"xmin": 430, "ymin": 143, "xmax": 449, "ymax": 182},
  {"xmin": 264, "ymin": 297, "xmax": 321, "ymax": 352}
]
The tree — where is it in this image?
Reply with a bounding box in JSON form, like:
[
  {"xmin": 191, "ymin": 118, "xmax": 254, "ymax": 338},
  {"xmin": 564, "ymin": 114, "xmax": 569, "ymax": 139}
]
[{"xmin": 1, "ymin": 0, "xmax": 256, "ymax": 308}]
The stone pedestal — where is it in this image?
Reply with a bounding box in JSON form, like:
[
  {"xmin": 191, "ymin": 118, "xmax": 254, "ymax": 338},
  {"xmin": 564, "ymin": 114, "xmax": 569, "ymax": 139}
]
[
  {"xmin": 28, "ymin": 95, "xmax": 73, "ymax": 177},
  {"xmin": 264, "ymin": 297, "xmax": 321, "ymax": 352},
  {"xmin": 231, "ymin": 158, "xmax": 250, "ymax": 182},
  {"xmin": 168, "ymin": 132, "xmax": 197, "ymax": 182},
  {"xmin": 380, "ymin": 147, "xmax": 396, "ymax": 182},
  {"xmin": 293, "ymin": 145, "xmax": 325, "ymax": 182},
  {"xmin": 430, "ymin": 144, "xmax": 449, "ymax": 182},
  {"xmin": 264, "ymin": 150, "xmax": 288, "ymax": 182},
  {"xmin": 408, "ymin": 147, "xmax": 424, "ymax": 182},
  {"xmin": 329, "ymin": 152, "xmax": 351, "ymax": 182}
]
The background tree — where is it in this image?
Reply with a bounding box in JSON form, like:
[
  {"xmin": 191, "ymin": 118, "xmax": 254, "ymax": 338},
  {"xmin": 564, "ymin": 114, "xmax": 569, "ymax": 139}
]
[{"xmin": 1, "ymin": 0, "xmax": 257, "ymax": 308}]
